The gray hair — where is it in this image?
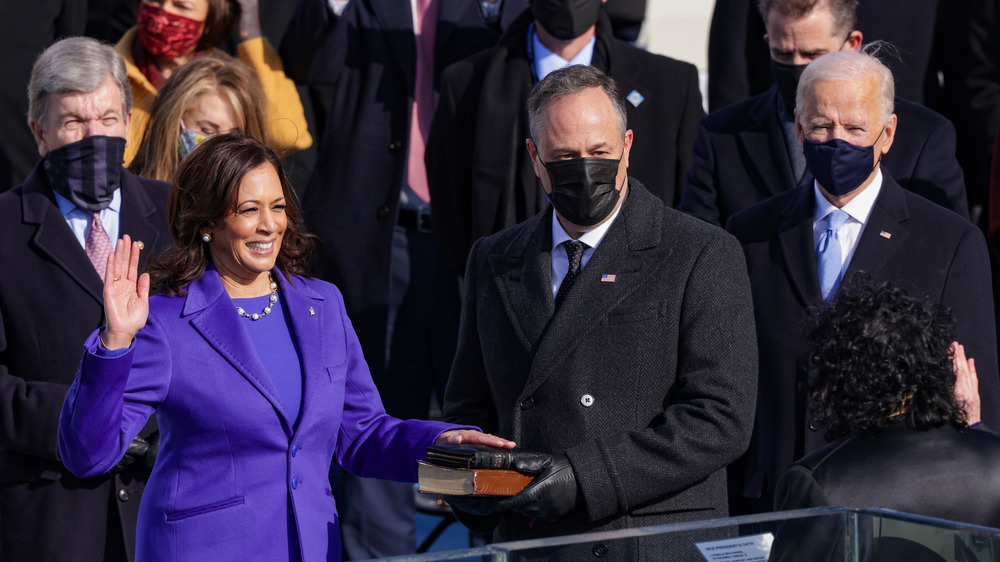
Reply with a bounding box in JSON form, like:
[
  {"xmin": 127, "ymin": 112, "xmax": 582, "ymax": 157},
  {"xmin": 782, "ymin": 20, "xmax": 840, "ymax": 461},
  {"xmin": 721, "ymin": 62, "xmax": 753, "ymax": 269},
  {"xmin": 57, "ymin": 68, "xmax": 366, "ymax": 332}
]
[
  {"xmin": 757, "ymin": 0, "xmax": 857, "ymax": 38},
  {"xmin": 796, "ymin": 46, "xmax": 895, "ymax": 124},
  {"xmin": 28, "ymin": 36, "xmax": 132, "ymax": 127},
  {"xmin": 527, "ymin": 65, "xmax": 628, "ymax": 143}
]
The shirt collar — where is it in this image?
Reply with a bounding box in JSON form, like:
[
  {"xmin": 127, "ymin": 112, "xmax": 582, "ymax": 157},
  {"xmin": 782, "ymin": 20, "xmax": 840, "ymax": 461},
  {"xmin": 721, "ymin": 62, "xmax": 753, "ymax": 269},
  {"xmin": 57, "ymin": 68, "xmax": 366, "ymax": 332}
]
[
  {"xmin": 530, "ymin": 23, "xmax": 596, "ymax": 82},
  {"xmin": 550, "ymin": 191, "xmax": 625, "ymax": 252},
  {"xmin": 813, "ymin": 168, "xmax": 883, "ymax": 225},
  {"xmin": 54, "ymin": 186, "xmax": 122, "ymax": 216}
]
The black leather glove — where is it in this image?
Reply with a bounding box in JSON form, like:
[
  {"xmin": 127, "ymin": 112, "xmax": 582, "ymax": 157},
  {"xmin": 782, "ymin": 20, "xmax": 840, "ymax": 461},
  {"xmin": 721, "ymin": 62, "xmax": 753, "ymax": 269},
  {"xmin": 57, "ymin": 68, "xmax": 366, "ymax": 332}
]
[
  {"xmin": 109, "ymin": 437, "xmax": 150, "ymax": 474},
  {"xmin": 445, "ymin": 495, "xmax": 502, "ymax": 517},
  {"xmin": 494, "ymin": 453, "xmax": 578, "ymax": 521}
]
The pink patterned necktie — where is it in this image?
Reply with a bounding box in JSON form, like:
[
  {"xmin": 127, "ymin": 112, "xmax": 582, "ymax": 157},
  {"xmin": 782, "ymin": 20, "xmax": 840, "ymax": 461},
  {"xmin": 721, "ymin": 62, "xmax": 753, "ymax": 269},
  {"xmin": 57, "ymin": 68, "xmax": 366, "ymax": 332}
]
[
  {"xmin": 85, "ymin": 212, "xmax": 113, "ymax": 275},
  {"xmin": 406, "ymin": 0, "xmax": 439, "ymax": 203}
]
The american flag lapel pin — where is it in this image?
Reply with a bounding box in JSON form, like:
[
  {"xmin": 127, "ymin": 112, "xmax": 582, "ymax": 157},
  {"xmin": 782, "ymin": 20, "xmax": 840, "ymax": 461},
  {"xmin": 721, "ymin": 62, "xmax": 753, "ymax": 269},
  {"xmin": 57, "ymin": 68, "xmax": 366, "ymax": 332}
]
[
  {"xmin": 880, "ymin": 231, "xmax": 892, "ymax": 239},
  {"xmin": 601, "ymin": 274, "xmax": 616, "ymax": 283}
]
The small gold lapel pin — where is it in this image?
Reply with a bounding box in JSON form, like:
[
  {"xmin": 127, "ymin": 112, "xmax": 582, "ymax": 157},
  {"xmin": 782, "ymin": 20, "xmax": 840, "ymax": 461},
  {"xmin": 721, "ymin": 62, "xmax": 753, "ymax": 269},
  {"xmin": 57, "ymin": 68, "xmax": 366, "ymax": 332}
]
[
  {"xmin": 309, "ymin": 307, "xmax": 315, "ymax": 316},
  {"xmin": 136, "ymin": 241, "xmax": 145, "ymax": 250}
]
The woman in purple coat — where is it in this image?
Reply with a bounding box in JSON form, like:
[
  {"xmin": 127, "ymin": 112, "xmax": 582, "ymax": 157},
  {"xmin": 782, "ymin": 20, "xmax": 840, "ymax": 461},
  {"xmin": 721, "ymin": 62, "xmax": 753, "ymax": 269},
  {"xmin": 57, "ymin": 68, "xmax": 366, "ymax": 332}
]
[{"xmin": 58, "ymin": 134, "xmax": 512, "ymax": 561}]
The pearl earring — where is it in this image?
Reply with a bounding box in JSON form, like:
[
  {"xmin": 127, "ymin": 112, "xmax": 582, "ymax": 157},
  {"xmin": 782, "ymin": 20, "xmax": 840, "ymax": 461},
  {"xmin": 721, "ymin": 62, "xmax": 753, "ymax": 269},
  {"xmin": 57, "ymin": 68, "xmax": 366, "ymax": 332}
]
[{"xmin": 202, "ymin": 233, "xmax": 212, "ymax": 243}]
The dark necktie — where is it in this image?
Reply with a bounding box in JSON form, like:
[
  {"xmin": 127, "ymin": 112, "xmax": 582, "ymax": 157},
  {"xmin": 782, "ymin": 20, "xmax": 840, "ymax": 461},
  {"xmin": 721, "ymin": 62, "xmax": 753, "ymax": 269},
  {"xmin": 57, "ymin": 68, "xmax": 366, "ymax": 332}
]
[{"xmin": 555, "ymin": 240, "xmax": 586, "ymax": 309}]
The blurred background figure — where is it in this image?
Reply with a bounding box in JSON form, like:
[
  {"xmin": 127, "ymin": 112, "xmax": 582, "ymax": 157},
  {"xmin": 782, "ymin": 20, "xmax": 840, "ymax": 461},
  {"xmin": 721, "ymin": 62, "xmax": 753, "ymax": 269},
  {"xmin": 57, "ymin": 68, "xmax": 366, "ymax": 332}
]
[
  {"xmin": 775, "ymin": 280, "xmax": 1000, "ymax": 529},
  {"xmin": 280, "ymin": 0, "xmax": 526, "ymax": 557},
  {"xmin": 130, "ymin": 54, "xmax": 270, "ymax": 181},
  {"xmin": 0, "ymin": 36, "xmax": 172, "ymax": 561},
  {"xmin": 427, "ymin": 0, "xmax": 703, "ymax": 277},
  {"xmin": 0, "ymin": 0, "xmax": 86, "ymax": 191},
  {"xmin": 117, "ymin": 0, "xmax": 310, "ymax": 165},
  {"xmin": 605, "ymin": 0, "xmax": 647, "ymax": 42}
]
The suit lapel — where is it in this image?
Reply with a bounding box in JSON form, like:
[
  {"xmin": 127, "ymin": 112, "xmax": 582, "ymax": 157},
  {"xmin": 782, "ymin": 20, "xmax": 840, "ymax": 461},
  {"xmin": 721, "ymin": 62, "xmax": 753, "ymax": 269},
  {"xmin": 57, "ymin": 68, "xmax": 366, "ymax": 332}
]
[
  {"xmin": 184, "ymin": 269, "xmax": 293, "ymax": 435},
  {"xmin": 369, "ymin": 0, "xmax": 416, "ymax": 93},
  {"xmin": 776, "ymin": 185, "xmax": 824, "ymax": 310},
  {"xmin": 278, "ymin": 272, "xmax": 326, "ymax": 434},
  {"xmin": 21, "ymin": 163, "xmax": 104, "ymax": 304},
  {"xmin": 490, "ymin": 212, "xmax": 554, "ymax": 353},
  {"xmin": 738, "ymin": 89, "xmax": 799, "ymax": 197},
  {"xmin": 522, "ymin": 183, "xmax": 656, "ymax": 397},
  {"xmin": 842, "ymin": 175, "xmax": 909, "ymax": 283}
]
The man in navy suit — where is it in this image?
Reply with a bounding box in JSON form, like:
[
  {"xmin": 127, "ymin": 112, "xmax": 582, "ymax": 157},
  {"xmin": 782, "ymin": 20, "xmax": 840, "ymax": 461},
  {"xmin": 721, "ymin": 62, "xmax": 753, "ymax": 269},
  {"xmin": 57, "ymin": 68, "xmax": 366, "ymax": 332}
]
[
  {"xmin": 682, "ymin": 0, "xmax": 968, "ymax": 229},
  {"xmin": 0, "ymin": 37, "xmax": 171, "ymax": 560},
  {"xmin": 727, "ymin": 49, "xmax": 999, "ymax": 514}
]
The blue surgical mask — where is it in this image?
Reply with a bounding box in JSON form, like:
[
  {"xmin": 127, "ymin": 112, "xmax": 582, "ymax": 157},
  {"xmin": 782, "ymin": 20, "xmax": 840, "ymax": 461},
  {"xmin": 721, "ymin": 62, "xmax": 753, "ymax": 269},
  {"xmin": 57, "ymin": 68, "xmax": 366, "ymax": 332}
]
[
  {"xmin": 177, "ymin": 121, "xmax": 208, "ymax": 159},
  {"xmin": 802, "ymin": 128, "xmax": 884, "ymax": 197}
]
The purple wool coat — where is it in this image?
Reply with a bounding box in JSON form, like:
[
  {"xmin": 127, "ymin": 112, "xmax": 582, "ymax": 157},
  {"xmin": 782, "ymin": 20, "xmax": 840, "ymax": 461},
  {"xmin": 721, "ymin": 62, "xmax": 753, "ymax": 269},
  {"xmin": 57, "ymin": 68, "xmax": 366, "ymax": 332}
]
[{"xmin": 58, "ymin": 268, "xmax": 456, "ymax": 561}]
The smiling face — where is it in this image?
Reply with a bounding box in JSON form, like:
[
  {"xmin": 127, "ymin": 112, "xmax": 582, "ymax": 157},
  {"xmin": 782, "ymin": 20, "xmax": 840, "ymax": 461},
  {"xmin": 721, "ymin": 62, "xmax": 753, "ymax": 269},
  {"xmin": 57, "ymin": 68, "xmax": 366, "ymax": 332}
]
[
  {"xmin": 207, "ymin": 162, "xmax": 287, "ymax": 296},
  {"xmin": 29, "ymin": 75, "xmax": 130, "ymax": 157}
]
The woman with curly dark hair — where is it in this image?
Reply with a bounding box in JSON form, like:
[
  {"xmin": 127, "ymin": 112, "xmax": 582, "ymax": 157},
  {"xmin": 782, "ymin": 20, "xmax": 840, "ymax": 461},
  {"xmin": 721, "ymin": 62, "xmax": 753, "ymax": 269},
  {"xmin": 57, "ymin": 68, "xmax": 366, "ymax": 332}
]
[
  {"xmin": 56, "ymin": 133, "xmax": 513, "ymax": 561},
  {"xmin": 774, "ymin": 280, "xmax": 1000, "ymax": 529}
]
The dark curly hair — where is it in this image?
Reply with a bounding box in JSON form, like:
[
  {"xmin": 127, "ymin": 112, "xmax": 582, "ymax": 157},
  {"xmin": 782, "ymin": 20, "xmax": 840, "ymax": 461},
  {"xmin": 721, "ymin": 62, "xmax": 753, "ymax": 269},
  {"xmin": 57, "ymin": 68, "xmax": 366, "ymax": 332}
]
[
  {"xmin": 148, "ymin": 133, "xmax": 313, "ymax": 295},
  {"xmin": 807, "ymin": 279, "xmax": 966, "ymax": 440}
]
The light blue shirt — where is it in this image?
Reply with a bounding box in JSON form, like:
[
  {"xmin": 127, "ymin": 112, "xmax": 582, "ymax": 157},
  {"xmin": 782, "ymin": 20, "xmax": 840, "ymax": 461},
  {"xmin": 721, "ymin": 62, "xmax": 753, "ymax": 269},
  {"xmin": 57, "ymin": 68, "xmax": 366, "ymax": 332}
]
[
  {"xmin": 54, "ymin": 188, "xmax": 122, "ymax": 250},
  {"xmin": 812, "ymin": 169, "xmax": 883, "ymax": 279},
  {"xmin": 530, "ymin": 23, "xmax": 596, "ymax": 82}
]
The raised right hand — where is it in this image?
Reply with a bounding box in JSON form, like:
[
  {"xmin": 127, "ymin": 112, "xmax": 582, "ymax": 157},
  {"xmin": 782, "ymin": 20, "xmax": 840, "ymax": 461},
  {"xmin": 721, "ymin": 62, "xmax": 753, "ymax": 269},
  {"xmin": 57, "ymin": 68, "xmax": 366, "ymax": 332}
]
[{"xmin": 101, "ymin": 234, "xmax": 150, "ymax": 350}]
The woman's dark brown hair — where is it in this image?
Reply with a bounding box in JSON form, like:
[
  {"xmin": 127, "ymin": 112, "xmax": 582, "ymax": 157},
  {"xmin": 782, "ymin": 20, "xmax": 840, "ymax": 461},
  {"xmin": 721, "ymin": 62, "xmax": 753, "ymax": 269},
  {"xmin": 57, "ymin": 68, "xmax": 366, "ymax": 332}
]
[{"xmin": 149, "ymin": 133, "xmax": 312, "ymax": 295}]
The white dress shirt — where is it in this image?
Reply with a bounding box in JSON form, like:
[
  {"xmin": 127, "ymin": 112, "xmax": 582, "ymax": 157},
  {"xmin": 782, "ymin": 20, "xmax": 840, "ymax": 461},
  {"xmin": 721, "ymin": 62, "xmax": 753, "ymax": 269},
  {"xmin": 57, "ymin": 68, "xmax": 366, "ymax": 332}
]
[{"xmin": 812, "ymin": 169, "xmax": 883, "ymax": 279}]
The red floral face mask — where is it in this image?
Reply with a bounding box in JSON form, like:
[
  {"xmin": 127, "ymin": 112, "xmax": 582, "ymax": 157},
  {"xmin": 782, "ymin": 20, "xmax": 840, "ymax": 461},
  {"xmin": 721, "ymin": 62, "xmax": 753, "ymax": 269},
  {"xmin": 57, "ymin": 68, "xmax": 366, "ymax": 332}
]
[{"xmin": 137, "ymin": 2, "xmax": 205, "ymax": 59}]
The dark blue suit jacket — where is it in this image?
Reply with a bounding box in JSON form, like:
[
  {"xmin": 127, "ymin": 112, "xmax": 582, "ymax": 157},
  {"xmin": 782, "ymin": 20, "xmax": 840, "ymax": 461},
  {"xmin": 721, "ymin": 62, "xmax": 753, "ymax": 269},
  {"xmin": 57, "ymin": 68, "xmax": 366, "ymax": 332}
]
[
  {"xmin": 727, "ymin": 172, "xmax": 998, "ymax": 510},
  {"xmin": 680, "ymin": 87, "xmax": 968, "ymax": 228}
]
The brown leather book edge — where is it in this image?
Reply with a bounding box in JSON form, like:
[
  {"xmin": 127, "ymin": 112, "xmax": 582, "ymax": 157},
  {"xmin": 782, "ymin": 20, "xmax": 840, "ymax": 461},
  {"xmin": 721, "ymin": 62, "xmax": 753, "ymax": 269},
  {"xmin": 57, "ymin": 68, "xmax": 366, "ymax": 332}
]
[{"xmin": 417, "ymin": 461, "xmax": 534, "ymax": 496}]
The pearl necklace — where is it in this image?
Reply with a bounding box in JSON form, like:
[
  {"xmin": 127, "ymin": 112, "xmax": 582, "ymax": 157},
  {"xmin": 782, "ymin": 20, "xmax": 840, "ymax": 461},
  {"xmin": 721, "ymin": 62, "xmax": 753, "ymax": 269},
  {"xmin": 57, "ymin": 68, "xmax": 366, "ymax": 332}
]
[{"xmin": 235, "ymin": 272, "xmax": 278, "ymax": 321}]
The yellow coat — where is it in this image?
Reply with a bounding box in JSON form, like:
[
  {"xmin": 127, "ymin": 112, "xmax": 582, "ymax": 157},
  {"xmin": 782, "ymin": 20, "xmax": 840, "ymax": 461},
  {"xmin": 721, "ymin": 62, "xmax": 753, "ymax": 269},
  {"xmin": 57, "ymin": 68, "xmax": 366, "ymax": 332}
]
[{"xmin": 116, "ymin": 27, "xmax": 312, "ymax": 166}]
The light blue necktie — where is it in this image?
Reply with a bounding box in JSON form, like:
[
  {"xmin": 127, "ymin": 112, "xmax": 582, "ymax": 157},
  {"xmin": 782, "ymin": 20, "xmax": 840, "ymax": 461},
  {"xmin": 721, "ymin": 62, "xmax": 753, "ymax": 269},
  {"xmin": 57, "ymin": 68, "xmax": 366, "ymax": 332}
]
[{"xmin": 817, "ymin": 209, "xmax": 850, "ymax": 302}]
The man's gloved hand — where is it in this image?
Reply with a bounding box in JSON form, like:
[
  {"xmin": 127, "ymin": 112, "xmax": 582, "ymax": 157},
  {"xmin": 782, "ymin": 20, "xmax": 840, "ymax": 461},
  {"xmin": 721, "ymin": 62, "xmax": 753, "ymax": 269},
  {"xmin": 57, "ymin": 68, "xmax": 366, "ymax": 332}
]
[
  {"xmin": 444, "ymin": 495, "xmax": 502, "ymax": 517},
  {"xmin": 495, "ymin": 454, "xmax": 578, "ymax": 521},
  {"xmin": 108, "ymin": 437, "xmax": 150, "ymax": 474}
]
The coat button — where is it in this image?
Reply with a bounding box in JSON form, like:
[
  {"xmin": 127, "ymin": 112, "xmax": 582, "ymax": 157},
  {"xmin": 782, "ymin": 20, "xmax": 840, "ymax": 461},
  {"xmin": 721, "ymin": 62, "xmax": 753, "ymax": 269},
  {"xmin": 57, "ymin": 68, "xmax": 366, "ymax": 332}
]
[
  {"xmin": 519, "ymin": 397, "xmax": 534, "ymax": 410},
  {"xmin": 377, "ymin": 205, "xmax": 391, "ymax": 218},
  {"xmin": 291, "ymin": 476, "xmax": 301, "ymax": 489},
  {"xmin": 580, "ymin": 394, "xmax": 594, "ymax": 407},
  {"xmin": 592, "ymin": 543, "xmax": 608, "ymax": 557},
  {"xmin": 291, "ymin": 444, "xmax": 300, "ymax": 457},
  {"xmin": 388, "ymin": 140, "xmax": 403, "ymax": 152},
  {"xmin": 118, "ymin": 489, "xmax": 130, "ymax": 502}
]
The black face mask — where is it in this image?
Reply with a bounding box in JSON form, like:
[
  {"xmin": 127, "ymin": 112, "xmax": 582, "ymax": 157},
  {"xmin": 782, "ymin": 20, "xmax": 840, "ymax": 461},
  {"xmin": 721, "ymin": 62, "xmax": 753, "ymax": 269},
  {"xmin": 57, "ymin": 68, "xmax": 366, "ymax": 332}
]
[
  {"xmin": 770, "ymin": 59, "xmax": 807, "ymax": 114},
  {"xmin": 541, "ymin": 154, "xmax": 622, "ymax": 227},
  {"xmin": 533, "ymin": 0, "xmax": 602, "ymax": 41},
  {"xmin": 44, "ymin": 135, "xmax": 125, "ymax": 212},
  {"xmin": 803, "ymin": 128, "xmax": 885, "ymax": 197}
]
